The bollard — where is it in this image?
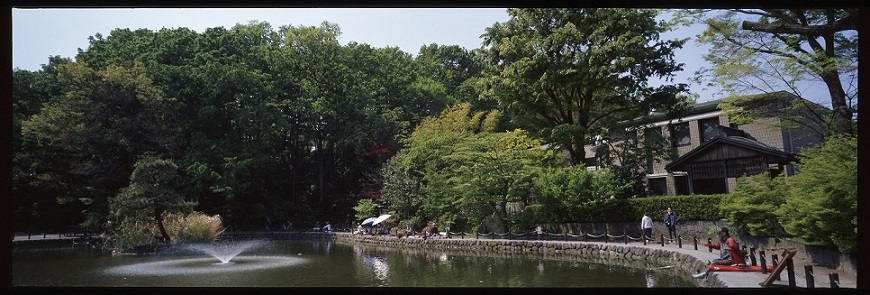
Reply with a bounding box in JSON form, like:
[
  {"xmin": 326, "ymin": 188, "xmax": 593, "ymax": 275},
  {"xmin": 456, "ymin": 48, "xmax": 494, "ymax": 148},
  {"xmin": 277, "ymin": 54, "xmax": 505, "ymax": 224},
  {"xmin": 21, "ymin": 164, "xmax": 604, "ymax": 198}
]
[
  {"xmin": 707, "ymin": 238, "xmax": 712, "ymax": 252},
  {"xmin": 786, "ymin": 257, "xmax": 796, "ymax": 288},
  {"xmin": 461, "ymin": 232, "xmax": 464, "ymax": 239},
  {"xmin": 678, "ymin": 235, "xmax": 682, "ymax": 248},
  {"xmin": 28, "ymin": 233, "xmax": 31, "ymax": 240},
  {"xmin": 476, "ymin": 232, "xmax": 479, "ymax": 239},
  {"xmin": 643, "ymin": 234, "xmax": 647, "ymax": 245},
  {"xmin": 693, "ymin": 236, "xmax": 698, "ymax": 251},
  {"xmin": 804, "ymin": 265, "xmax": 815, "ymax": 288},
  {"xmin": 750, "ymin": 247, "xmax": 757, "ymax": 266},
  {"xmin": 829, "ymin": 273, "xmax": 839, "ymax": 288},
  {"xmin": 565, "ymin": 232, "xmax": 569, "ymax": 242},
  {"xmin": 604, "ymin": 230, "xmax": 608, "ymax": 243},
  {"xmin": 760, "ymin": 250, "xmax": 768, "ymax": 274},
  {"xmin": 660, "ymin": 234, "xmax": 664, "ymax": 247}
]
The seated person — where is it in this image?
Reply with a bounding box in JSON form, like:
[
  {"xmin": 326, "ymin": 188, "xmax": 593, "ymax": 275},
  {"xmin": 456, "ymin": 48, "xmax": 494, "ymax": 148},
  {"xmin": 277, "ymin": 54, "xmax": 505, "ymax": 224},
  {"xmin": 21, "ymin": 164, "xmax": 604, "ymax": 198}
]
[{"xmin": 703, "ymin": 227, "xmax": 745, "ymax": 265}]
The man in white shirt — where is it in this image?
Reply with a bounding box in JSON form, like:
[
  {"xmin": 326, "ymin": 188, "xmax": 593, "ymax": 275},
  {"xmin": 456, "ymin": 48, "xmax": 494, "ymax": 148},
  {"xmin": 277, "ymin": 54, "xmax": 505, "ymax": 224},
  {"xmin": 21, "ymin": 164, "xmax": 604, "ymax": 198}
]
[{"xmin": 641, "ymin": 213, "xmax": 653, "ymax": 242}]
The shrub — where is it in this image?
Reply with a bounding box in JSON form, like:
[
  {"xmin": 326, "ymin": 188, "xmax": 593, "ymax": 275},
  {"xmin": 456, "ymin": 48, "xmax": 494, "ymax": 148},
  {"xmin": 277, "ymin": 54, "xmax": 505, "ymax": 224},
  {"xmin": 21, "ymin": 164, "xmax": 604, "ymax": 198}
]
[
  {"xmin": 720, "ymin": 173, "xmax": 787, "ymax": 237},
  {"xmin": 114, "ymin": 219, "xmax": 158, "ymax": 251},
  {"xmin": 163, "ymin": 211, "xmax": 224, "ymax": 244},
  {"xmin": 776, "ymin": 136, "xmax": 857, "ymax": 253}
]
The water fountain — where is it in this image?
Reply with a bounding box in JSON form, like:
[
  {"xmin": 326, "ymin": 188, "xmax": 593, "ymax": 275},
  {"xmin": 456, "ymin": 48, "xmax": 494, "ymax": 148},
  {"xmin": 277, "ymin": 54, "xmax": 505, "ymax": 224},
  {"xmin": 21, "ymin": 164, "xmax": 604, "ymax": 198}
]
[
  {"xmin": 189, "ymin": 240, "xmax": 265, "ymax": 264},
  {"xmin": 103, "ymin": 240, "xmax": 307, "ymax": 276}
]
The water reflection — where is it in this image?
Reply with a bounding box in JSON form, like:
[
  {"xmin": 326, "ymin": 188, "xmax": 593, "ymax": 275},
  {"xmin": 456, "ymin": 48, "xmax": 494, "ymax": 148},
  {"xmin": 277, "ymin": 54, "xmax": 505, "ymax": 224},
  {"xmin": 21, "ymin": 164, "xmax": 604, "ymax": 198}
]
[{"xmin": 14, "ymin": 240, "xmax": 697, "ymax": 287}]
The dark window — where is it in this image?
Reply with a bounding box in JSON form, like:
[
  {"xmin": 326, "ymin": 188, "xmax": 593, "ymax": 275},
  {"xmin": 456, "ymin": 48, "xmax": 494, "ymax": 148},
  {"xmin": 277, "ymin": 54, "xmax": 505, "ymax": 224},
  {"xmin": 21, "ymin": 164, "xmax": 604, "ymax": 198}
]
[
  {"xmin": 674, "ymin": 175, "xmax": 690, "ymax": 195},
  {"xmin": 644, "ymin": 127, "xmax": 665, "ymax": 149},
  {"xmin": 700, "ymin": 117, "xmax": 720, "ymax": 143},
  {"xmin": 670, "ymin": 122, "xmax": 690, "ymax": 147},
  {"xmin": 647, "ymin": 178, "xmax": 667, "ymax": 196}
]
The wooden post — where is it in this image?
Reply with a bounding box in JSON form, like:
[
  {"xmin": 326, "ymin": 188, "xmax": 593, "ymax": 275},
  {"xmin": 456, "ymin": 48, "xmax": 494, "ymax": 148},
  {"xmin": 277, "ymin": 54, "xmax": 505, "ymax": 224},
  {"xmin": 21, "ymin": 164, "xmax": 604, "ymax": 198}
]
[
  {"xmin": 750, "ymin": 247, "xmax": 757, "ymax": 266},
  {"xmin": 624, "ymin": 229, "xmax": 628, "ymax": 244},
  {"xmin": 760, "ymin": 250, "xmax": 768, "ymax": 274},
  {"xmin": 643, "ymin": 234, "xmax": 647, "ymax": 245},
  {"xmin": 660, "ymin": 234, "xmax": 664, "ymax": 246},
  {"xmin": 693, "ymin": 236, "xmax": 698, "ymax": 251},
  {"xmin": 707, "ymin": 238, "xmax": 712, "ymax": 252},
  {"xmin": 678, "ymin": 235, "xmax": 682, "ymax": 248},
  {"xmin": 604, "ymin": 229, "xmax": 608, "ymax": 244},
  {"xmin": 786, "ymin": 256, "xmax": 796, "ymax": 288},
  {"xmin": 760, "ymin": 249, "xmax": 797, "ymax": 287},
  {"xmin": 804, "ymin": 265, "xmax": 815, "ymax": 288}
]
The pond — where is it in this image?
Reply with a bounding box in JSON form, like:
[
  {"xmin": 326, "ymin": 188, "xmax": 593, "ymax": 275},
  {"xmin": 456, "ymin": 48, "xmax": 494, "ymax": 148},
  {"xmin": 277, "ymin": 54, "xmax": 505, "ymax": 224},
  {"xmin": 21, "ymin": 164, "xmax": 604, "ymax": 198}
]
[{"xmin": 12, "ymin": 239, "xmax": 697, "ymax": 287}]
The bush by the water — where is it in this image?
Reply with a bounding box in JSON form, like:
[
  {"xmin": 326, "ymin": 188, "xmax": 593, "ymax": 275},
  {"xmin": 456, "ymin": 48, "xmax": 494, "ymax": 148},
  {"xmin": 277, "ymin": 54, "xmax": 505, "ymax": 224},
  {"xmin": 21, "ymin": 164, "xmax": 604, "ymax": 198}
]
[{"xmin": 163, "ymin": 211, "xmax": 224, "ymax": 243}]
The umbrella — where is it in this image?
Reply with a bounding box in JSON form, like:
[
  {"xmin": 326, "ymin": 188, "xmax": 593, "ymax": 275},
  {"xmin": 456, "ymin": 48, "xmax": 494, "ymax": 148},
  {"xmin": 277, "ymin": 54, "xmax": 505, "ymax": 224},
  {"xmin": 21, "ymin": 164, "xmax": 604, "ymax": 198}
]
[
  {"xmin": 360, "ymin": 217, "xmax": 378, "ymax": 226},
  {"xmin": 371, "ymin": 214, "xmax": 392, "ymax": 225}
]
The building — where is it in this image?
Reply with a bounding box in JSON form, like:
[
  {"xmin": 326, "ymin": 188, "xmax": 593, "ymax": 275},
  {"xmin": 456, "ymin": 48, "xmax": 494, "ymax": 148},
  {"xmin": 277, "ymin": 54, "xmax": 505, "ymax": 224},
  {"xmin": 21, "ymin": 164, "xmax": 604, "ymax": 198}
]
[{"xmin": 588, "ymin": 91, "xmax": 826, "ymax": 196}]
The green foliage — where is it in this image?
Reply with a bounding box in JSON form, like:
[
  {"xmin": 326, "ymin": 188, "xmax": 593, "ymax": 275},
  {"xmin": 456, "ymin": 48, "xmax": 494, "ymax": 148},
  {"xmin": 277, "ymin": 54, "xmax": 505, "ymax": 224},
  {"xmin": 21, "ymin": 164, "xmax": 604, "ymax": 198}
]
[
  {"xmin": 379, "ymin": 152, "xmax": 423, "ymax": 227},
  {"xmin": 776, "ymin": 136, "xmax": 857, "ymax": 253},
  {"xmin": 532, "ymin": 166, "xmax": 626, "ymax": 222},
  {"xmin": 396, "ymin": 103, "xmax": 561, "ymax": 233},
  {"xmin": 720, "ymin": 173, "xmax": 788, "ymax": 237},
  {"xmin": 163, "ymin": 211, "xmax": 225, "ymax": 244},
  {"xmin": 353, "ymin": 199, "xmax": 378, "ymax": 222},
  {"xmin": 482, "ymin": 8, "xmax": 690, "ymax": 165},
  {"xmin": 114, "ymin": 219, "xmax": 158, "ymax": 251},
  {"xmin": 594, "ymin": 195, "xmax": 726, "ymax": 223}
]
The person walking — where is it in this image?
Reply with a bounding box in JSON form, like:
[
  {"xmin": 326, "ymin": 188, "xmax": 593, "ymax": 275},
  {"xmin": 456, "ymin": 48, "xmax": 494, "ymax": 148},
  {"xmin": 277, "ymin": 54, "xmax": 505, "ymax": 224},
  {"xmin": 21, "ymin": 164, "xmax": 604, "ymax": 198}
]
[
  {"xmin": 663, "ymin": 207, "xmax": 678, "ymax": 243},
  {"xmin": 641, "ymin": 212, "xmax": 653, "ymax": 242}
]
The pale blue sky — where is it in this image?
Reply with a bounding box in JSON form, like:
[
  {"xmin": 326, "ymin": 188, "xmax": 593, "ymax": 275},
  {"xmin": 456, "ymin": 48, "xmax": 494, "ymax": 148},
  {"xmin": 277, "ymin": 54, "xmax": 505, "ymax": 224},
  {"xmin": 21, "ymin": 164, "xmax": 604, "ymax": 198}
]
[{"xmin": 12, "ymin": 8, "xmax": 735, "ymax": 102}]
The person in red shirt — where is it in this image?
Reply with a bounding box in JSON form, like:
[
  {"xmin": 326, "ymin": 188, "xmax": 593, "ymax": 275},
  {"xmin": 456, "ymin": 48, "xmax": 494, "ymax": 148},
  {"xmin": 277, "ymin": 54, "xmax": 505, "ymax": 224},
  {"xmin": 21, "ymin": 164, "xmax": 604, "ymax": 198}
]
[{"xmin": 703, "ymin": 227, "xmax": 745, "ymax": 265}]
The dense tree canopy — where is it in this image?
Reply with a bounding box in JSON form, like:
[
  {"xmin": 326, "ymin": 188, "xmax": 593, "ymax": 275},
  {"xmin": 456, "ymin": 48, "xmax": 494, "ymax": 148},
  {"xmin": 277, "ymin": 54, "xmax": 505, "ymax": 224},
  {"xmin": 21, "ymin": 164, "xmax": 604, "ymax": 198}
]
[
  {"xmin": 481, "ymin": 8, "xmax": 692, "ymax": 166},
  {"xmin": 13, "ymin": 21, "xmax": 457, "ymax": 231}
]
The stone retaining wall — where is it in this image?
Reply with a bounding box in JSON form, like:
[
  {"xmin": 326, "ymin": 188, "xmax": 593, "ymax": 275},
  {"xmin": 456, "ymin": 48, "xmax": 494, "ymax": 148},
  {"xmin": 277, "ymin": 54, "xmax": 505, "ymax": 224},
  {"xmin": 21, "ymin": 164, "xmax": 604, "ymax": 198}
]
[{"xmin": 330, "ymin": 232, "xmax": 725, "ymax": 288}]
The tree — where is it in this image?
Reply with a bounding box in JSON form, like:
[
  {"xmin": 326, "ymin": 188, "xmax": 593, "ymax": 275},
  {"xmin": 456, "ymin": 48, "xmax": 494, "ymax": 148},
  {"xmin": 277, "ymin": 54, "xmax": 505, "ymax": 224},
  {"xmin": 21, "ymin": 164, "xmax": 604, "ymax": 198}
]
[
  {"xmin": 111, "ymin": 155, "xmax": 195, "ymax": 243},
  {"xmin": 532, "ymin": 166, "xmax": 625, "ymax": 223},
  {"xmin": 678, "ymin": 9, "xmax": 857, "ymax": 137},
  {"xmin": 379, "ymin": 153, "xmax": 423, "ymax": 227},
  {"xmin": 720, "ymin": 173, "xmax": 788, "ymax": 237},
  {"xmin": 776, "ymin": 136, "xmax": 857, "ymax": 253},
  {"xmin": 481, "ymin": 8, "xmax": 692, "ymax": 165},
  {"xmin": 19, "ymin": 61, "xmax": 181, "ymax": 231}
]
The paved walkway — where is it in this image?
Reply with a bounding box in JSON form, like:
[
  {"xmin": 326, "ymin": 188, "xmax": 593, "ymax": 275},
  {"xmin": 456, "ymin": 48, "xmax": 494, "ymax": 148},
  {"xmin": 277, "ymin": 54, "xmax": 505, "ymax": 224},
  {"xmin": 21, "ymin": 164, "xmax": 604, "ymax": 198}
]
[{"xmin": 547, "ymin": 238, "xmax": 857, "ymax": 288}]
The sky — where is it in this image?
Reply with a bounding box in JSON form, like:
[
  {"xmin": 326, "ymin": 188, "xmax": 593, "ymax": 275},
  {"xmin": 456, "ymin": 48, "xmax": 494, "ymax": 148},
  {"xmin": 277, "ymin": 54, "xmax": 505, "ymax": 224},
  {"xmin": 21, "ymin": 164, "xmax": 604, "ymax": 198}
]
[{"xmin": 12, "ymin": 8, "xmax": 731, "ymax": 102}]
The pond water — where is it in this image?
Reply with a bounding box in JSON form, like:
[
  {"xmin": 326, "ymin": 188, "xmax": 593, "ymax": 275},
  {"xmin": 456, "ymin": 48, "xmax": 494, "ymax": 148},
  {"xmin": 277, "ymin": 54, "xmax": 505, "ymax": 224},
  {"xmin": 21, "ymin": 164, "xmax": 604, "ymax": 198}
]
[{"xmin": 12, "ymin": 239, "xmax": 697, "ymax": 287}]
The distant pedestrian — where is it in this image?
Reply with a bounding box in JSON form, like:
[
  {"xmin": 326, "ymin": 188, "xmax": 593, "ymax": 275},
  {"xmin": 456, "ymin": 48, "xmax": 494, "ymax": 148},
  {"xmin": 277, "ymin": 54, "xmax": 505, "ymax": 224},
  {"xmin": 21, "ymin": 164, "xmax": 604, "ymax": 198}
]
[
  {"xmin": 641, "ymin": 212, "xmax": 653, "ymax": 242},
  {"xmin": 663, "ymin": 207, "xmax": 678, "ymax": 242}
]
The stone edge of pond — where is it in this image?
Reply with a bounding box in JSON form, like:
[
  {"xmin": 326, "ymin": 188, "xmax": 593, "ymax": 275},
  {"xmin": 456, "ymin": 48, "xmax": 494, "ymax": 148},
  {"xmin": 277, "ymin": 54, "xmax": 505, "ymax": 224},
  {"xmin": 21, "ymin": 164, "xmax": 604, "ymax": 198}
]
[{"xmin": 328, "ymin": 232, "xmax": 726, "ymax": 288}]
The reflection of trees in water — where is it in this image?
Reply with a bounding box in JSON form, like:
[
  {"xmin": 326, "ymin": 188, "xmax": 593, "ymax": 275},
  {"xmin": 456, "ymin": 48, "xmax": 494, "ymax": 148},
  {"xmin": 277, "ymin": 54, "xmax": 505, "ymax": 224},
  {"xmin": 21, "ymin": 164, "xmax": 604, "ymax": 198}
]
[{"xmin": 345, "ymin": 241, "xmax": 695, "ymax": 287}]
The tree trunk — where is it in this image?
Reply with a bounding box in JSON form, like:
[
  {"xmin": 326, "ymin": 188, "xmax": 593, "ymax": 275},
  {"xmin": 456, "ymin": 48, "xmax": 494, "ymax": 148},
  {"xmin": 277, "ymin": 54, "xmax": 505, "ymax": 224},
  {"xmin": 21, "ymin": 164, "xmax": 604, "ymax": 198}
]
[
  {"xmin": 819, "ymin": 70, "xmax": 854, "ymax": 136},
  {"xmin": 154, "ymin": 206, "xmax": 170, "ymax": 243}
]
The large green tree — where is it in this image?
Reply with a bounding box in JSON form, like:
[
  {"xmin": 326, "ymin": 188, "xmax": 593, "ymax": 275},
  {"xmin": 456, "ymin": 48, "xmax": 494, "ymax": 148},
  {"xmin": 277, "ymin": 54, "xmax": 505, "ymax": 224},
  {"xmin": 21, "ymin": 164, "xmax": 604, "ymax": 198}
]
[
  {"xmin": 678, "ymin": 9, "xmax": 857, "ymax": 137},
  {"xmin": 19, "ymin": 61, "xmax": 181, "ymax": 230},
  {"xmin": 481, "ymin": 8, "xmax": 691, "ymax": 166}
]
